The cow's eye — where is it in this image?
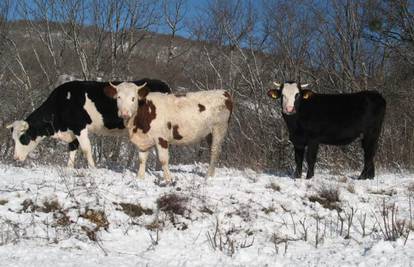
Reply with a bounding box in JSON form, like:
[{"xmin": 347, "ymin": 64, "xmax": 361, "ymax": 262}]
[
  {"xmin": 295, "ymin": 93, "xmax": 300, "ymax": 99},
  {"xmin": 132, "ymin": 97, "xmax": 135, "ymax": 102}
]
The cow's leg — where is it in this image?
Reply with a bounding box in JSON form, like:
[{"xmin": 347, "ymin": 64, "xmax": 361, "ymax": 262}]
[
  {"xmin": 67, "ymin": 139, "xmax": 79, "ymax": 168},
  {"xmin": 76, "ymin": 129, "xmax": 95, "ymax": 168},
  {"xmin": 360, "ymin": 133, "xmax": 379, "ymax": 180},
  {"xmin": 137, "ymin": 150, "xmax": 149, "ymax": 179},
  {"xmin": 306, "ymin": 142, "xmax": 319, "ymax": 179},
  {"xmin": 207, "ymin": 126, "xmax": 227, "ymax": 177},
  {"xmin": 155, "ymin": 142, "xmax": 172, "ymax": 183},
  {"xmin": 293, "ymin": 146, "xmax": 305, "ymax": 178}
]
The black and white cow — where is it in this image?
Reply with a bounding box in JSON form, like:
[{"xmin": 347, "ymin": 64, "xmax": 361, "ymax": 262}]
[
  {"xmin": 267, "ymin": 81, "xmax": 386, "ymax": 179},
  {"xmin": 7, "ymin": 79, "xmax": 171, "ymax": 167}
]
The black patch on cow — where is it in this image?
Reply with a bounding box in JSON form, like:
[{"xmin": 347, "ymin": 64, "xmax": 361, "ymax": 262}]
[
  {"xmin": 172, "ymin": 125, "xmax": 183, "ymax": 140},
  {"xmin": 20, "ymin": 79, "xmax": 171, "ymax": 144},
  {"xmin": 68, "ymin": 139, "xmax": 79, "ymax": 151},
  {"xmin": 198, "ymin": 104, "xmax": 206, "ymax": 112},
  {"xmin": 133, "ymin": 100, "xmax": 157, "ymax": 134}
]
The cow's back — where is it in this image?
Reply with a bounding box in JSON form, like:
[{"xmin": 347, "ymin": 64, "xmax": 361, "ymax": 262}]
[
  {"xmin": 293, "ymin": 90, "xmax": 385, "ymax": 145},
  {"xmin": 143, "ymin": 90, "xmax": 231, "ymax": 145}
]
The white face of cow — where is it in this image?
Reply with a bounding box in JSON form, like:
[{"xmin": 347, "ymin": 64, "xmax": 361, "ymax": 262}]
[
  {"xmin": 107, "ymin": 82, "xmax": 147, "ymax": 119},
  {"xmin": 278, "ymin": 82, "xmax": 309, "ymax": 115},
  {"xmin": 7, "ymin": 120, "xmax": 41, "ymax": 161},
  {"xmin": 282, "ymin": 83, "xmax": 300, "ymax": 114}
]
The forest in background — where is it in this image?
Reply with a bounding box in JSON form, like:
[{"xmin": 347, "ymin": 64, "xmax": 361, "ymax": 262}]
[{"xmin": 0, "ymin": 0, "xmax": 413, "ymax": 174}]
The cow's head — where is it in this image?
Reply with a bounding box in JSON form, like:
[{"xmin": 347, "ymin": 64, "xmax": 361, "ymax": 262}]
[
  {"xmin": 6, "ymin": 120, "xmax": 41, "ymax": 161},
  {"xmin": 267, "ymin": 81, "xmax": 312, "ymax": 115},
  {"xmin": 104, "ymin": 82, "xmax": 147, "ymax": 119}
]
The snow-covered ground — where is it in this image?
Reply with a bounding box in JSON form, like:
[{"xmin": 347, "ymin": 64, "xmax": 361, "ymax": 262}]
[{"xmin": 0, "ymin": 163, "xmax": 413, "ymax": 267}]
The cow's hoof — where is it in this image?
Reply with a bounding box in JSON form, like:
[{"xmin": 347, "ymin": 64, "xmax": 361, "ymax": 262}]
[
  {"xmin": 358, "ymin": 175, "xmax": 374, "ymax": 180},
  {"xmin": 293, "ymin": 172, "xmax": 301, "ymax": 179}
]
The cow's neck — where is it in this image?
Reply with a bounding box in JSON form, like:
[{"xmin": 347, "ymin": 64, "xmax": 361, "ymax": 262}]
[
  {"xmin": 25, "ymin": 108, "xmax": 58, "ymax": 139},
  {"xmin": 283, "ymin": 114, "xmax": 299, "ymax": 132}
]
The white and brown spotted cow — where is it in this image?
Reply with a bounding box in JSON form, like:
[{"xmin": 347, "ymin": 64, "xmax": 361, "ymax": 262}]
[{"xmin": 105, "ymin": 82, "xmax": 233, "ymax": 182}]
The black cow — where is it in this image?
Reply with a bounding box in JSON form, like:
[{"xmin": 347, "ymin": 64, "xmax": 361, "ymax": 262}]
[
  {"xmin": 7, "ymin": 78, "xmax": 171, "ymax": 167},
  {"xmin": 267, "ymin": 81, "xmax": 386, "ymax": 179}
]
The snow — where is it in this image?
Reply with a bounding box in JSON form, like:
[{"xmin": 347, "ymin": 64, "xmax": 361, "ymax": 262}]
[{"xmin": 0, "ymin": 163, "xmax": 413, "ymax": 266}]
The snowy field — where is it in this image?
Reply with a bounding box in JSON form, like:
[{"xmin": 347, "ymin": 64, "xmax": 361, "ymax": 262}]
[{"xmin": 0, "ymin": 163, "xmax": 413, "ymax": 267}]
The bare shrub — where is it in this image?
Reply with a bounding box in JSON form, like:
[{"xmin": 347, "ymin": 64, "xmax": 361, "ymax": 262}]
[
  {"xmin": 374, "ymin": 200, "xmax": 410, "ymax": 242},
  {"xmin": 206, "ymin": 218, "xmax": 254, "ymax": 257}
]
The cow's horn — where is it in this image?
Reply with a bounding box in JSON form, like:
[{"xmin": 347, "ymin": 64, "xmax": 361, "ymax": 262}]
[
  {"xmin": 22, "ymin": 121, "xmax": 29, "ymax": 131},
  {"xmin": 6, "ymin": 123, "xmax": 13, "ymax": 129},
  {"xmin": 109, "ymin": 82, "xmax": 116, "ymax": 87},
  {"xmin": 273, "ymin": 82, "xmax": 281, "ymax": 87},
  {"xmin": 301, "ymin": 83, "xmax": 309, "ymax": 88},
  {"xmin": 137, "ymin": 82, "xmax": 147, "ymax": 90}
]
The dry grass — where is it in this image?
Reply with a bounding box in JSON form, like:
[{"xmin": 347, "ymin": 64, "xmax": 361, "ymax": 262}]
[
  {"xmin": 80, "ymin": 208, "xmax": 109, "ymax": 231},
  {"xmin": 118, "ymin": 202, "xmax": 153, "ymax": 217},
  {"xmin": 156, "ymin": 193, "xmax": 188, "ymax": 216},
  {"xmin": 0, "ymin": 199, "xmax": 8, "ymax": 205},
  {"xmin": 266, "ymin": 182, "xmax": 281, "ymax": 192},
  {"xmin": 309, "ymin": 185, "xmax": 341, "ymax": 211}
]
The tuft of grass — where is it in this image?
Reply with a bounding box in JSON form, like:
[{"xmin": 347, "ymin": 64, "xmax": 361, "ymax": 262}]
[
  {"xmin": 80, "ymin": 208, "xmax": 109, "ymax": 231},
  {"xmin": 309, "ymin": 185, "xmax": 341, "ymax": 211},
  {"xmin": 118, "ymin": 202, "xmax": 153, "ymax": 218},
  {"xmin": 20, "ymin": 198, "xmax": 62, "ymax": 213},
  {"xmin": 266, "ymin": 182, "xmax": 281, "ymax": 192},
  {"xmin": 367, "ymin": 188, "xmax": 396, "ymax": 196},
  {"xmin": 156, "ymin": 193, "xmax": 188, "ymax": 216},
  {"xmin": 347, "ymin": 183, "xmax": 356, "ymax": 194},
  {"xmin": 41, "ymin": 199, "xmax": 61, "ymax": 213},
  {"xmin": 261, "ymin": 206, "xmax": 276, "ymax": 214}
]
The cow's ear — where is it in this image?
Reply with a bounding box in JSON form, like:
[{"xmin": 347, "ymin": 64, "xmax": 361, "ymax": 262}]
[
  {"xmin": 267, "ymin": 89, "xmax": 280, "ymax": 100},
  {"xmin": 302, "ymin": 90, "xmax": 314, "ymax": 100},
  {"xmin": 137, "ymin": 82, "xmax": 149, "ymax": 99},
  {"xmin": 104, "ymin": 83, "xmax": 117, "ymax": 98}
]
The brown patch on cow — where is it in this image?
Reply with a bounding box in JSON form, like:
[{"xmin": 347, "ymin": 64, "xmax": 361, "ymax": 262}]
[
  {"xmin": 167, "ymin": 122, "xmax": 172, "ymax": 129},
  {"xmin": 174, "ymin": 92, "xmax": 187, "ymax": 97},
  {"xmin": 198, "ymin": 104, "xmax": 206, "ymax": 112},
  {"xmin": 138, "ymin": 86, "xmax": 150, "ymax": 99},
  {"xmin": 133, "ymin": 100, "xmax": 157, "ymax": 134},
  {"xmin": 103, "ymin": 84, "xmax": 117, "ymax": 98},
  {"xmin": 158, "ymin": 137, "xmax": 168, "ymax": 149},
  {"xmin": 223, "ymin": 91, "xmax": 233, "ymax": 113},
  {"xmin": 173, "ymin": 125, "xmax": 183, "ymax": 140}
]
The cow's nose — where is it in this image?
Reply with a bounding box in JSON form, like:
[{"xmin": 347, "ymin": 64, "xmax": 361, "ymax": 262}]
[
  {"xmin": 120, "ymin": 111, "xmax": 130, "ymax": 119},
  {"xmin": 286, "ymin": 106, "xmax": 294, "ymax": 113},
  {"xmin": 14, "ymin": 155, "xmax": 21, "ymax": 161}
]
